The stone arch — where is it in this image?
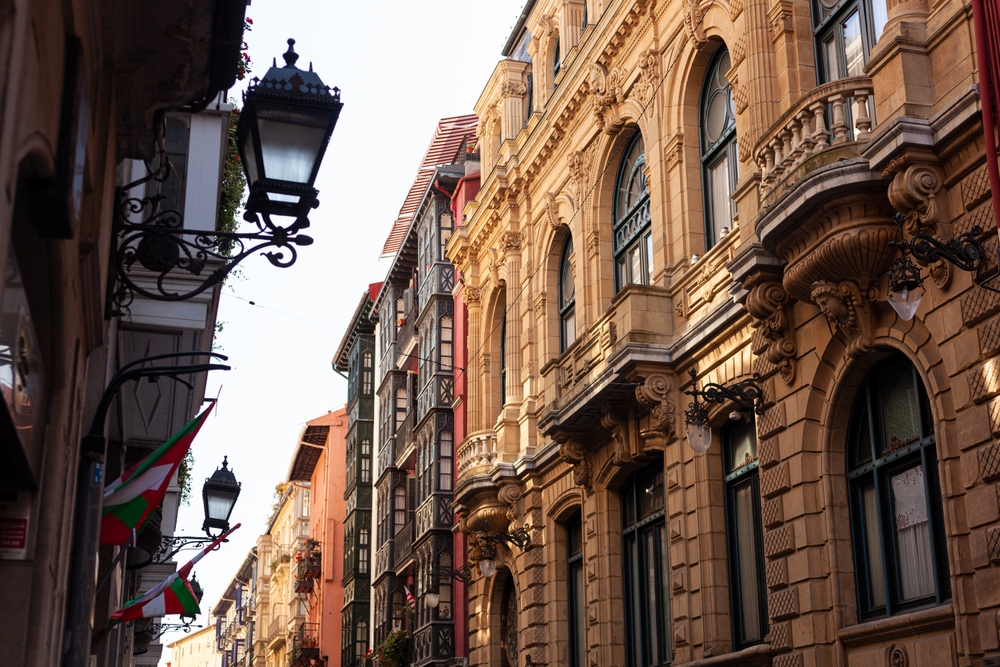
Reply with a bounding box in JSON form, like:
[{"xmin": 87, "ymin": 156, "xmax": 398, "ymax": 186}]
[
  {"xmin": 481, "ymin": 279, "xmax": 508, "ymax": 423},
  {"xmin": 484, "ymin": 566, "xmax": 519, "ymax": 667},
  {"xmin": 806, "ymin": 316, "xmax": 957, "ymax": 630}
]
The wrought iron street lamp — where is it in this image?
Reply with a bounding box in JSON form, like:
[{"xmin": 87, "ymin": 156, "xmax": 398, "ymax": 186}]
[
  {"xmin": 683, "ymin": 367, "xmax": 765, "ymax": 453},
  {"xmin": 469, "ymin": 520, "xmax": 532, "ymax": 578},
  {"xmin": 424, "ymin": 565, "xmax": 473, "ymax": 609},
  {"xmin": 202, "ymin": 456, "xmax": 241, "ymax": 537},
  {"xmin": 886, "ymin": 212, "xmax": 998, "ymax": 320},
  {"xmin": 181, "ymin": 573, "xmax": 204, "ymax": 624},
  {"xmin": 112, "ymin": 39, "xmax": 342, "ymax": 307}
]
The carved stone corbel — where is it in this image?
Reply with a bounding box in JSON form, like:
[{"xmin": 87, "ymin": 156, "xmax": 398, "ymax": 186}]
[
  {"xmin": 682, "ymin": 0, "xmax": 708, "ymax": 49},
  {"xmin": 744, "ymin": 275, "xmax": 797, "ymax": 384},
  {"xmin": 545, "ymin": 192, "xmax": 561, "ymax": 232},
  {"xmin": 588, "ymin": 63, "xmax": 625, "ymax": 135},
  {"xmin": 886, "ymin": 161, "xmax": 951, "ymax": 287},
  {"xmin": 636, "ymin": 48, "xmax": 660, "ymax": 105},
  {"xmin": 810, "ymin": 280, "xmax": 876, "ymax": 358},
  {"xmin": 556, "ymin": 435, "xmax": 593, "ymax": 492},
  {"xmin": 497, "ymin": 479, "xmax": 525, "ymax": 528},
  {"xmin": 601, "ymin": 404, "xmax": 635, "ymax": 466},
  {"xmin": 634, "ymin": 374, "xmax": 676, "ymax": 445}
]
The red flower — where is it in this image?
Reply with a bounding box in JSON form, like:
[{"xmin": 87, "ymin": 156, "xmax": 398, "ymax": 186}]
[{"xmin": 246, "ymin": 17, "xmax": 253, "ymax": 24}]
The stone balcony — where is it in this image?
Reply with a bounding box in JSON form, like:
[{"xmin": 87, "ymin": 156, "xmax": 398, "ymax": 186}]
[
  {"xmin": 756, "ymin": 76, "xmax": 876, "ymax": 211},
  {"xmin": 455, "ymin": 430, "xmax": 498, "ymax": 507}
]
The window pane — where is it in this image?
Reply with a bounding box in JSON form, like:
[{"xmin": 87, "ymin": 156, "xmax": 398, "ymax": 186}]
[
  {"xmin": 644, "ymin": 530, "xmax": 661, "ymax": 664},
  {"xmin": 879, "ymin": 367, "xmax": 921, "ymax": 452},
  {"xmin": 890, "ymin": 465, "xmax": 935, "ymax": 600},
  {"xmin": 563, "ymin": 309, "xmax": 576, "ymax": 348},
  {"xmin": 872, "ymin": 0, "xmax": 888, "ymax": 39},
  {"xmin": 630, "ymin": 246, "xmax": 642, "ymax": 286},
  {"xmin": 641, "ymin": 467, "xmax": 665, "ymax": 517},
  {"xmin": 843, "ymin": 11, "xmax": 864, "ymax": 77},
  {"xmin": 573, "ymin": 564, "xmax": 586, "ymax": 667},
  {"xmin": 727, "ymin": 420, "xmax": 757, "ymax": 474},
  {"xmin": 645, "ymin": 233, "xmax": 653, "ymax": 286},
  {"xmin": 709, "ymin": 155, "xmax": 732, "ymax": 242},
  {"xmin": 734, "ymin": 482, "xmax": 763, "ymax": 642},
  {"xmin": 823, "ymin": 36, "xmax": 840, "ymax": 81},
  {"xmin": 860, "ymin": 484, "xmax": 886, "ymax": 608}
]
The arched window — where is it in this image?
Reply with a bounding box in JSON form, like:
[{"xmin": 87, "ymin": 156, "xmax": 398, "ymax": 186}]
[
  {"xmin": 613, "ymin": 133, "xmax": 651, "ymax": 291},
  {"xmin": 559, "ymin": 236, "xmax": 576, "ymax": 352},
  {"xmin": 553, "ymin": 37, "xmax": 562, "ymax": 85},
  {"xmin": 621, "ymin": 460, "xmax": 669, "ymax": 667},
  {"xmin": 848, "ymin": 354, "xmax": 949, "ymax": 619},
  {"xmin": 700, "ymin": 48, "xmax": 737, "ymax": 248},
  {"xmin": 567, "ymin": 512, "xmax": 585, "ymax": 667},
  {"xmin": 723, "ymin": 419, "xmax": 767, "ymax": 648}
]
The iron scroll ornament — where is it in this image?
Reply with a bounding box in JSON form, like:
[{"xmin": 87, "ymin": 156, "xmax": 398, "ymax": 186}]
[
  {"xmin": 683, "ymin": 367, "xmax": 766, "ymax": 427},
  {"xmin": 110, "ymin": 163, "xmax": 317, "ymax": 309},
  {"xmin": 887, "ymin": 212, "xmax": 1000, "ymax": 292}
]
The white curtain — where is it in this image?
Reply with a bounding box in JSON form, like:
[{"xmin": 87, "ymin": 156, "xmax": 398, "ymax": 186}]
[
  {"xmin": 891, "ymin": 466, "xmax": 935, "ymax": 600},
  {"xmin": 735, "ymin": 484, "xmax": 762, "ymax": 641}
]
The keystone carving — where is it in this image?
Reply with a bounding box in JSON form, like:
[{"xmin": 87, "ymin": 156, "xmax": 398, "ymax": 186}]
[
  {"xmin": 745, "ymin": 276, "xmax": 797, "ymax": 384},
  {"xmin": 545, "ymin": 192, "xmax": 562, "ymax": 232},
  {"xmin": 588, "ymin": 64, "xmax": 625, "ymax": 135},
  {"xmin": 557, "ymin": 435, "xmax": 593, "ymax": 492},
  {"xmin": 488, "ymin": 248, "xmax": 505, "ymax": 287},
  {"xmin": 634, "ymin": 374, "xmax": 676, "ymax": 442},
  {"xmin": 811, "ymin": 280, "xmax": 876, "ymax": 358},
  {"xmin": 568, "ymin": 148, "xmax": 593, "ymax": 206}
]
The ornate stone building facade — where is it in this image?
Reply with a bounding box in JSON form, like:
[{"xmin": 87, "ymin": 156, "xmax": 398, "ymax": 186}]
[{"xmin": 449, "ymin": 0, "xmax": 1000, "ymax": 666}]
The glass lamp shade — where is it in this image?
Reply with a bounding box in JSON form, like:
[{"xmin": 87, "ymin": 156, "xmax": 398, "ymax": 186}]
[
  {"xmin": 202, "ymin": 457, "xmax": 241, "ymax": 535},
  {"xmin": 479, "ymin": 558, "xmax": 497, "ymax": 578},
  {"xmin": 887, "ymin": 284, "xmax": 924, "ymax": 321},
  {"xmin": 237, "ymin": 39, "xmax": 343, "ymax": 206},
  {"xmin": 686, "ymin": 421, "xmax": 713, "ymax": 453},
  {"xmin": 425, "ymin": 591, "xmax": 440, "ymax": 609}
]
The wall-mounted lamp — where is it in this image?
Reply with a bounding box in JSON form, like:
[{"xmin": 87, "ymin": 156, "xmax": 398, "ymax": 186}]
[{"xmin": 683, "ymin": 367, "xmax": 765, "ymax": 453}]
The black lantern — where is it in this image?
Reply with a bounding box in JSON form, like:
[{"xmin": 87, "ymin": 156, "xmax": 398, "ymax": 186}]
[
  {"xmin": 181, "ymin": 573, "xmax": 204, "ymax": 624},
  {"xmin": 202, "ymin": 456, "xmax": 241, "ymax": 536},
  {"xmin": 237, "ymin": 38, "xmax": 343, "ymax": 218}
]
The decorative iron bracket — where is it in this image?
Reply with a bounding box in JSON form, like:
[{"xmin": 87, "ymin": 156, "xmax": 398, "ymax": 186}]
[
  {"xmin": 154, "ymin": 534, "xmax": 228, "ymax": 564},
  {"xmin": 472, "ymin": 519, "xmax": 532, "ymax": 563},
  {"xmin": 888, "ymin": 211, "xmax": 1000, "ymax": 293},
  {"xmin": 152, "ymin": 621, "xmax": 202, "ymax": 641},
  {"xmin": 110, "ymin": 163, "xmax": 318, "ymax": 310},
  {"xmin": 683, "ymin": 367, "xmax": 765, "ymax": 427}
]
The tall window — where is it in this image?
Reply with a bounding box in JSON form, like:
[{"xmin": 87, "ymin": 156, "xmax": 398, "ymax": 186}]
[
  {"xmin": 362, "ymin": 350, "xmax": 373, "ymax": 395},
  {"xmin": 499, "ymin": 312, "xmax": 507, "ymax": 406},
  {"xmin": 553, "ymin": 37, "xmax": 562, "ymax": 85},
  {"xmin": 441, "ymin": 316, "xmax": 453, "ymax": 371},
  {"xmin": 361, "ymin": 438, "xmax": 371, "ymax": 484},
  {"xmin": 701, "ymin": 48, "xmax": 737, "ymax": 248},
  {"xmin": 511, "ymin": 29, "xmax": 533, "ymax": 120},
  {"xmin": 395, "ymin": 387, "xmax": 407, "ymax": 431},
  {"xmin": 613, "ymin": 133, "xmax": 652, "ymax": 291},
  {"xmin": 723, "ymin": 419, "xmax": 767, "ymax": 648},
  {"xmin": 567, "ymin": 512, "xmax": 585, "ymax": 667},
  {"xmin": 359, "ymin": 528, "xmax": 369, "ymax": 574},
  {"xmin": 439, "ymin": 430, "xmax": 454, "ymax": 491},
  {"xmin": 302, "ymin": 489, "xmax": 311, "ymax": 517},
  {"xmin": 621, "ymin": 461, "xmax": 670, "ymax": 667},
  {"xmin": 559, "ymin": 237, "xmax": 576, "ymax": 352},
  {"xmin": 848, "ymin": 354, "xmax": 949, "ymax": 619},
  {"xmin": 815, "ymin": 0, "xmax": 887, "ymax": 82},
  {"xmin": 394, "ymin": 485, "xmax": 407, "ymax": 533},
  {"xmin": 355, "ymin": 620, "xmax": 368, "ymax": 661}
]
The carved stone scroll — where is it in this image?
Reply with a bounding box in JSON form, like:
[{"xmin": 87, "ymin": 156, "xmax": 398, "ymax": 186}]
[
  {"xmin": 635, "ymin": 374, "xmax": 676, "ymax": 443},
  {"xmin": 601, "ymin": 404, "xmax": 634, "ymax": 466},
  {"xmin": 588, "ymin": 63, "xmax": 625, "ymax": 135},
  {"xmin": 745, "ymin": 276, "xmax": 797, "ymax": 384},
  {"xmin": 557, "ymin": 435, "xmax": 593, "ymax": 492},
  {"xmin": 887, "ymin": 162, "xmax": 944, "ymax": 235}
]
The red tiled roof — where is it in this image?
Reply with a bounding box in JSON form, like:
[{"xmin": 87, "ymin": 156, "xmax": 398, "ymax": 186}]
[{"xmin": 380, "ymin": 114, "xmax": 479, "ymax": 258}]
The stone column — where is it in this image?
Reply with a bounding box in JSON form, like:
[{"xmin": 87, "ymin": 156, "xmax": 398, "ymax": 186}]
[
  {"xmin": 503, "ymin": 231, "xmax": 524, "ymax": 405},
  {"xmin": 738, "ymin": 0, "xmax": 780, "ymax": 164},
  {"xmin": 465, "ymin": 285, "xmax": 483, "ymax": 433}
]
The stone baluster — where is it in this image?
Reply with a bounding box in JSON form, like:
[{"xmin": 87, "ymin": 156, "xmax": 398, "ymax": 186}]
[
  {"xmin": 854, "ymin": 89, "xmax": 872, "ymax": 140},
  {"xmin": 811, "ymin": 101, "xmax": 830, "ymax": 149},
  {"xmin": 771, "ymin": 136, "xmax": 785, "ymax": 177},
  {"xmin": 760, "ymin": 152, "xmax": 773, "ymax": 189},
  {"xmin": 781, "ymin": 128, "xmax": 795, "ymax": 169},
  {"xmin": 797, "ymin": 108, "xmax": 816, "ymax": 155},
  {"xmin": 829, "ymin": 94, "xmax": 849, "ymax": 144},
  {"xmin": 789, "ymin": 117, "xmax": 804, "ymax": 164}
]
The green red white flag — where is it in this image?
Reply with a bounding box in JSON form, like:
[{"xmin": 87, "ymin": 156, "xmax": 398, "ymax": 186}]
[
  {"xmin": 100, "ymin": 404, "xmax": 215, "ymax": 545},
  {"xmin": 109, "ymin": 523, "xmax": 240, "ymax": 625}
]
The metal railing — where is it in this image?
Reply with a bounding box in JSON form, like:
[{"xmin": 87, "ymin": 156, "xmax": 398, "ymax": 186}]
[{"xmin": 393, "ymin": 521, "xmax": 414, "ymax": 569}]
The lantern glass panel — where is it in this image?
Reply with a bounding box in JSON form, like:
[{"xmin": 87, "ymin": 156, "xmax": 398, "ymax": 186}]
[{"xmin": 206, "ymin": 488, "xmax": 238, "ymax": 521}]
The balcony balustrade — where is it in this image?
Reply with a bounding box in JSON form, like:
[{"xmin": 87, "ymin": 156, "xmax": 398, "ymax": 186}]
[
  {"xmin": 288, "ymin": 623, "xmax": 320, "ymax": 667},
  {"xmin": 375, "ymin": 541, "xmax": 394, "ymax": 580},
  {"xmin": 267, "ymin": 614, "xmax": 287, "ymax": 647},
  {"xmin": 756, "ymin": 76, "xmax": 875, "ymax": 204},
  {"xmin": 456, "ymin": 430, "xmax": 498, "ymax": 482}
]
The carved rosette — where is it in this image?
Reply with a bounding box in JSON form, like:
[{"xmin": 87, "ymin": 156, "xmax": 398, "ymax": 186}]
[
  {"xmin": 501, "ymin": 80, "xmax": 528, "ymax": 98},
  {"xmin": 744, "ymin": 276, "xmax": 797, "ymax": 383},
  {"xmin": 557, "ymin": 435, "xmax": 592, "ymax": 492},
  {"xmin": 634, "ymin": 374, "xmax": 676, "ymax": 443}
]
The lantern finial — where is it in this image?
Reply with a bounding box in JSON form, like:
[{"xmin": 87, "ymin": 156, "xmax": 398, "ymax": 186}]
[{"xmin": 283, "ymin": 39, "xmax": 299, "ymax": 68}]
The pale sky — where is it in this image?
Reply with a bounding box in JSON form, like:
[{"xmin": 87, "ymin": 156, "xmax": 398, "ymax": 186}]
[{"xmin": 159, "ymin": 0, "xmax": 526, "ymax": 660}]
